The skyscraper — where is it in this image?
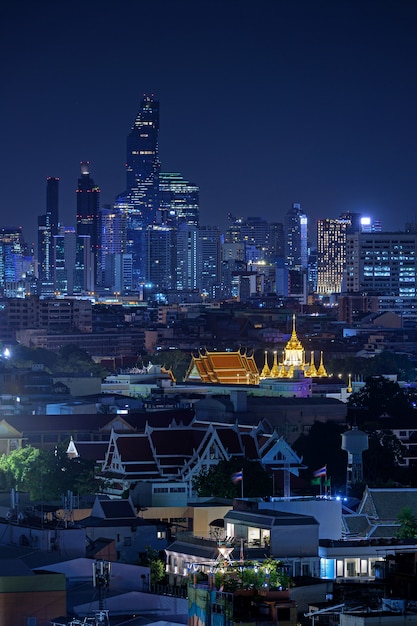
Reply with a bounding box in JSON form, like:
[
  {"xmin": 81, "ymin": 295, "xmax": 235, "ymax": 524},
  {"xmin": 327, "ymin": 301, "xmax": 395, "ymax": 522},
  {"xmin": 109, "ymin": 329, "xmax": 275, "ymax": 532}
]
[
  {"xmin": 285, "ymin": 203, "xmax": 308, "ymax": 270},
  {"xmin": 0, "ymin": 227, "xmax": 25, "ymax": 288},
  {"xmin": 119, "ymin": 95, "xmax": 161, "ymax": 288},
  {"xmin": 125, "ymin": 94, "xmax": 160, "ymax": 225},
  {"xmin": 317, "ymin": 218, "xmax": 349, "ymax": 294},
  {"xmin": 159, "ymin": 172, "xmax": 199, "ymax": 226},
  {"xmin": 76, "ymin": 162, "xmax": 100, "ymax": 287},
  {"xmin": 38, "ymin": 176, "xmax": 59, "ymax": 290}
]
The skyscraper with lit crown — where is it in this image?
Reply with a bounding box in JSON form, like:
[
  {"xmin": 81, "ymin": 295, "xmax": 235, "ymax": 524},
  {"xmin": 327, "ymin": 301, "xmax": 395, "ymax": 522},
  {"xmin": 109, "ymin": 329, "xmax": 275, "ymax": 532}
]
[
  {"xmin": 125, "ymin": 94, "xmax": 160, "ymax": 225},
  {"xmin": 76, "ymin": 161, "xmax": 100, "ymax": 287}
]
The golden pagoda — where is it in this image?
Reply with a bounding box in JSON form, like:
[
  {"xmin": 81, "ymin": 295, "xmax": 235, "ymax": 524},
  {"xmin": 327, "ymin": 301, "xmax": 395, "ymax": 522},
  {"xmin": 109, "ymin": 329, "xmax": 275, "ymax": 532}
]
[{"xmin": 258, "ymin": 315, "xmax": 328, "ymax": 380}]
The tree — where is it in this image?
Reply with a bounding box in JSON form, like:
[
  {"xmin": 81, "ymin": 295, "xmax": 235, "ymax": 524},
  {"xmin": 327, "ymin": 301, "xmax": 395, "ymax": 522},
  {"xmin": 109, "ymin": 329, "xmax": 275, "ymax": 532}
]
[
  {"xmin": 140, "ymin": 546, "xmax": 166, "ymax": 585},
  {"xmin": 363, "ymin": 429, "xmax": 406, "ymax": 485},
  {"xmin": 0, "ymin": 444, "xmax": 99, "ymax": 500},
  {"xmin": 396, "ymin": 507, "xmax": 417, "ymax": 539},
  {"xmin": 192, "ymin": 459, "xmax": 272, "ymax": 498},
  {"xmin": 326, "ymin": 351, "xmax": 416, "ymax": 383},
  {"xmin": 147, "ymin": 350, "xmax": 191, "ymax": 382},
  {"xmin": 348, "ymin": 376, "xmax": 411, "ymax": 421}
]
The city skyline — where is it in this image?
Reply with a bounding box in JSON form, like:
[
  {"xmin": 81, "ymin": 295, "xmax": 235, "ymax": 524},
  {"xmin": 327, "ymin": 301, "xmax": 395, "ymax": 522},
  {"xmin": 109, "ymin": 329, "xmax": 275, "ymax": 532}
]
[{"xmin": 2, "ymin": 0, "xmax": 417, "ymax": 244}]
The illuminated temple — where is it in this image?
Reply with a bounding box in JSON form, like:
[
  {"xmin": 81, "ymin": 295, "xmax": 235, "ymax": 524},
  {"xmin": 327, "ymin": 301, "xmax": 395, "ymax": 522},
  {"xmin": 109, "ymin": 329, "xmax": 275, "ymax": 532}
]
[{"xmin": 185, "ymin": 315, "xmax": 328, "ymax": 385}]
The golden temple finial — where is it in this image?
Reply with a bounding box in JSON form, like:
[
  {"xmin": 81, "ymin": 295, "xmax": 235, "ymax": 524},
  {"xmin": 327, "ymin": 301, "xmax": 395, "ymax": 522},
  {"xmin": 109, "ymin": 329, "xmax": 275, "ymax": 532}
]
[
  {"xmin": 347, "ymin": 372, "xmax": 353, "ymax": 393},
  {"xmin": 305, "ymin": 351, "xmax": 317, "ymax": 377},
  {"xmin": 317, "ymin": 351, "xmax": 328, "ymax": 377},
  {"xmin": 271, "ymin": 350, "xmax": 280, "ymax": 377},
  {"xmin": 260, "ymin": 351, "xmax": 271, "ymax": 379}
]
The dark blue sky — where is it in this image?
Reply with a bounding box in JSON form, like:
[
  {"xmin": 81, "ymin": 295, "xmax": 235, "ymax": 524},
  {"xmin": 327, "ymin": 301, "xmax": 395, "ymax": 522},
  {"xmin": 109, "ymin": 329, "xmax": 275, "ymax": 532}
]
[{"xmin": 1, "ymin": 0, "xmax": 417, "ymax": 244}]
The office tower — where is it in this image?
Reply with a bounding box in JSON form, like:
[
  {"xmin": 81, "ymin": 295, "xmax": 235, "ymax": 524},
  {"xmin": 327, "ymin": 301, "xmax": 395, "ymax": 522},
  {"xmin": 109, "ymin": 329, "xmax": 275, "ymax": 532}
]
[
  {"xmin": 197, "ymin": 226, "xmax": 221, "ymax": 298},
  {"xmin": 346, "ymin": 231, "xmax": 417, "ymax": 296},
  {"xmin": 220, "ymin": 242, "xmax": 246, "ymax": 299},
  {"xmin": 268, "ymin": 222, "xmax": 285, "ymax": 260},
  {"xmin": 176, "ymin": 223, "xmax": 198, "ymax": 291},
  {"xmin": 100, "ymin": 206, "xmax": 127, "ymax": 289},
  {"xmin": 54, "ymin": 228, "xmax": 93, "ymax": 295},
  {"xmin": 286, "ymin": 203, "xmax": 308, "ymax": 270},
  {"xmin": 46, "ymin": 176, "xmax": 59, "ymax": 234},
  {"xmin": 0, "ymin": 227, "xmax": 25, "ymax": 288},
  {"xmin": 125, "ymin": 94, "xmax": 160, "ymax": 225},
  {"xmin": 159, "ymin": 172, "xmax": 199, "ymax": 226},
  {"xmin": 76, "ymin": 161, "xmax": 100, "ymax": 287},
  {"xmin": 225, "ymin": 214, "xmax": 243, "ymax": 243},
  {"xmin": 317, "ymin": 218, "xmax": 349, "ymax": 294},
  {"xmin": 38, "ymin": 177, "xmax": 60, "ymax": 289},
  {"xmin": 145, "ymin": 225, "xmax": 174, "ymax": 294}
]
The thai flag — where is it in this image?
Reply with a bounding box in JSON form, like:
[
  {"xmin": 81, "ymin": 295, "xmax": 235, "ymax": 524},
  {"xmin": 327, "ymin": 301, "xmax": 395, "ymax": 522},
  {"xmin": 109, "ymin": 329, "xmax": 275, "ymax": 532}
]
[
  {"xmin": 313, "ymin": 465, "xmax": 327, "ymax": 478},
  {"xmin": 232, "ymin": 470, "xmax": 243, "ymax": 483}
]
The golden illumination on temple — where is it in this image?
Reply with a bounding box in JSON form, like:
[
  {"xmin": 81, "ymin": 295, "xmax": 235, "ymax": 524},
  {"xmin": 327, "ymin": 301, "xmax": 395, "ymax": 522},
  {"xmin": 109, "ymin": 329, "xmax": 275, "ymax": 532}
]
[
  {"xmin": 260, "ymin": 315, "xmax": 328, "ymax": 379},
  {"xmin": 185, "ymin": 315, "xmax": 328, "ymax": 385}
]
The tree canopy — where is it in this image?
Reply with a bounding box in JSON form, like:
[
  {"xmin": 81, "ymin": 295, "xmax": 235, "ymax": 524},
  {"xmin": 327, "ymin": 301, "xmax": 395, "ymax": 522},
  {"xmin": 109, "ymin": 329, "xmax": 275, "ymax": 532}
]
[
  {"xmin": 396, "ymin": 507, "xmax": 417, "ymax": 539},
  {"xmin": 348, "ymin": 376, "xmax": 413, "ymax": 420},
  {"xmin": 326, "ymin": 351, "xmax": 416, "ymax": 383},
  {"xmin": 0, "ymin": 444, "xmax": 99, "ymax": 500},
  {"xmin": 4, "ymin": 343, "xmax": 107, "ymax": 377}
]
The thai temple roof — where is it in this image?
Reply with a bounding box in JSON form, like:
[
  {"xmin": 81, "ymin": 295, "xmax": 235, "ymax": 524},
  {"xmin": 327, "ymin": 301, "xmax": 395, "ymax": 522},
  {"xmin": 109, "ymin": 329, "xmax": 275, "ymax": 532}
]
[{"xmin": 185, "ymin": 315, "xmax": 328, "ymax": 385}]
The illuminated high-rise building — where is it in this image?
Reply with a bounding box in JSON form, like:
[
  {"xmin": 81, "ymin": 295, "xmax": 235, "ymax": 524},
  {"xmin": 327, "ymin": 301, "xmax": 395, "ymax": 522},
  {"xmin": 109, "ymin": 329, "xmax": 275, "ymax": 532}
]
[
  {"xmin": 0, "ymin": 227, "xmax": 25, "ymax": 288},
  {"xmin": 197, "ymin": 226, "xmax": 221, "ymax": 298},
  {"xmin": 125, "ymin": 94, "xmax": 160, "ymax": 225},
  {"xmin": 145, "ymin": 225, "xmax": 174, "ymax": 294},
  {"xmin": 286, "ymin": 203, "xmax": 308, "ymax": 270},
  {"xmin": 38, "ymin": 177, "xmax": 60, "ymax": 290},
  {"xmin": 54, "ymin": 227, "xmax": 93, "ymax": 295},
  {"xmin": 176, "ymin": 223, "xmax": 198, "ymax": 292},
  {"xmin": 76, "ymin": 162, "xmax": 100, "ymax": 287},
  {"xmin": 317, "ymin": 218, "xmax": 349, "ymax": 294},
  {"xmin": 346, "ymin": 231, "xmax": 417, "ymax": 296},
  {"xmin": 159, "ymin": 172, "xmax": 199, "ymax": 226}
]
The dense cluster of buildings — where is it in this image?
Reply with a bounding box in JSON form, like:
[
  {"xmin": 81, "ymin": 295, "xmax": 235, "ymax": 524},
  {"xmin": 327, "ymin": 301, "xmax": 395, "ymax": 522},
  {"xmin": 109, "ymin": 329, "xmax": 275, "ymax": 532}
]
[{"xmin": 0, "ymin": 94, "xmax": 415, "ymax": 327}]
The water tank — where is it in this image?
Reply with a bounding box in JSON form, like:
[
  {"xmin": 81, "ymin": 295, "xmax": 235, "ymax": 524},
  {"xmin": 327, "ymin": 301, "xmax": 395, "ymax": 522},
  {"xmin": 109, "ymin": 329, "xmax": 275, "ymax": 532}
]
[{"xmin": 341, "ymin": 427, "xmax": 368, "ymax": 454}]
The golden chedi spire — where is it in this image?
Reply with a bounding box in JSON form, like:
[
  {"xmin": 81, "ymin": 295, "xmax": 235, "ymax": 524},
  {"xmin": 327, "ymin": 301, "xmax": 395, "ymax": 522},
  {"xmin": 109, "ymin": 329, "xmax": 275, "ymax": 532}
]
[
  {"xmin": 271, "ymin": 350, "xmax": 280, "ymax": 377},
  {"xmin": 283, "ymin": 314, "xmax": 305, "ymax": 368},
  {"xmin": 260, "ymin": 351, "xmax": 271, "ymax": 379},
  {"xmin": 305, "ymin": 351, "xmax": 318, "ymax": 377},
  {"xmin": 317, "ymin": 351, "xmax": 328, "ymax": 377}
]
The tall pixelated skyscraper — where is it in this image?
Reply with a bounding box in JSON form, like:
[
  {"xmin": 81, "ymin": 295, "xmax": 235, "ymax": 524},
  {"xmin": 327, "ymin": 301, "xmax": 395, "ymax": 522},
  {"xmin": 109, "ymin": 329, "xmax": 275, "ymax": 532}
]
[
  {"xmin": 118, "ymin": 95, "xmax": 161, "ymax": 286},
  {"xmin": 76, "ymin": 162, "xmax": 100, "ymax": 287},
  {"xmin": 125, "ymin": 94, "xmax": 160, "ymax": 225}
]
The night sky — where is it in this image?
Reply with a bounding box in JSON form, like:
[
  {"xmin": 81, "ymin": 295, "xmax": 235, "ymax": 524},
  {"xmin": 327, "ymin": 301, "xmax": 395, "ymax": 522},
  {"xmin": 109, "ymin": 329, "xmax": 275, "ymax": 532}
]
[{"xmin": 1, "ymin": 0, "xmax": 417, "ymax": 245}]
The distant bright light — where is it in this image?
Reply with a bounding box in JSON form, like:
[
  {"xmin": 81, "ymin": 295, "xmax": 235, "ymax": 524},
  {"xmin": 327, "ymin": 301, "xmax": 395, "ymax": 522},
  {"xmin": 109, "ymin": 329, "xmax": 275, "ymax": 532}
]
[
  {"xmin": 3, "ymin": 348, "xmax": 10, "ymax": 359},
  {"xmin": 360, "ymin": 217, "xmax": 371, "ymax": 225}
]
